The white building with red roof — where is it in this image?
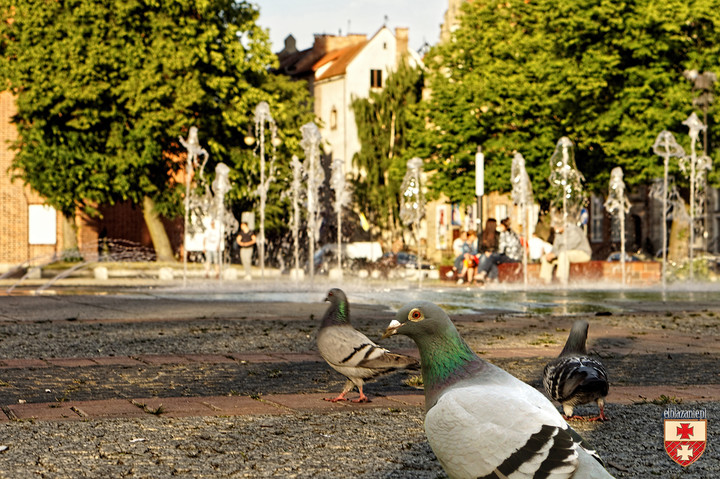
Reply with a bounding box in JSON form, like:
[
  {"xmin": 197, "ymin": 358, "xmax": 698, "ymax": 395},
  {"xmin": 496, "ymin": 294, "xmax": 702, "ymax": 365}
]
[{"xmin": 278, "ymin": 26, "xmax": 422, "ymax": 174}]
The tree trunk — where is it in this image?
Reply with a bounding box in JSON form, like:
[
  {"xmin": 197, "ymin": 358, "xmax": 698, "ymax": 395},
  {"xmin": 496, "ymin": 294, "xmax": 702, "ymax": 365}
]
[
  {"xmin": 142, "ymin": 195, "xmax": 175, "ymax": 262},
  {"xmin": 61, "ymin": 214, "xmax": 78, "ymax": 255}
]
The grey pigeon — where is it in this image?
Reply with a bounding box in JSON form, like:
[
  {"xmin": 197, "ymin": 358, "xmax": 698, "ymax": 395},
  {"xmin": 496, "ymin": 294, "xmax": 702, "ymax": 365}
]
[
  {"xmin": 543, "ymin": 319, "xmax": 609, "ymax": 421},
  {"xmin": 383, "ymin": 301, "xmax": 614, "ymax": 479},
  {"xmin": 316, "ymin": 288, "xmax": 419, "ymax": 403}
]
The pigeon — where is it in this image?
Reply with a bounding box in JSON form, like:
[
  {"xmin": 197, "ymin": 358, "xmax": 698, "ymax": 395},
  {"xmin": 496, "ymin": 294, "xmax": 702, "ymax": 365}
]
[
  {"xmin": 543, "ymin": 319, "xmax": 609, "ymax": 421},
  {"xmin": 316, "ymin": 288, "xmax": 419, "ymax": 403},
  {"xmin": 382, "ymin": 301, "xmax": 614, "ymax": 479}
]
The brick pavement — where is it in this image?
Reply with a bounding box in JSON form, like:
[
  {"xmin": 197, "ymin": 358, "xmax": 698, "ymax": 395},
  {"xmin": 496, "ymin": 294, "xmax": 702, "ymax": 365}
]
[
  {"xmin": 1, "ymin": 290, "xmax": 718, "ymax": 424},
  {"xmin": 2, "ymin": 350, "xmax": 719, "ymax": 422}
]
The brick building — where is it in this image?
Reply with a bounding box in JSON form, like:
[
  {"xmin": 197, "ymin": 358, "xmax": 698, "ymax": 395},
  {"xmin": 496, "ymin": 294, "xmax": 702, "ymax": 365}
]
[{"xmin": 0, "ymin": 91, "xmax": 68, "ymax": 271}]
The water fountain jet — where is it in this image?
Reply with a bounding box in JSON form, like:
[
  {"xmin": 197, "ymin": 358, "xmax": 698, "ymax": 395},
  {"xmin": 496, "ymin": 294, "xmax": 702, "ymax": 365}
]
[
  {"xmin": 400, "ymin": 157, "xmax": 426, "ymax": 286},
  {"xmin": 679, "ymin": 112, "xmax": 712, "ymax": 281},
  {"xmin": 511, "ymin": 152, "xmax": 534, "ymax": 287},
  {"xmin": 330, "ymin": 157, "xmax": 352, "ymax": 280},
  {"xmin": 604, "ymin": 167, "xmax": 631, "ymax": 285},
  {"xmin": 247, "ymin": 102, "xmax": 280, "ymax": 278},
  {"xmin": 651, "ymin": 131, "xmax": 685, "ymax": 288},
  {"xmin": 179, "ymin": 126, "xmax": 210, "ymax": 286},
  {"xmin": 300, "ymin": 122, "xmax": 324, "ymax": 280},
  {"xmin": 548, "ymin": 137, "xmax": 585, "ymax": 286}
]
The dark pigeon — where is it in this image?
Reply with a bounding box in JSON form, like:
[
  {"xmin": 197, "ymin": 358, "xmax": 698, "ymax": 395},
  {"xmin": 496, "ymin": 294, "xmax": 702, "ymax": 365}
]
[{"xmin": 543, "ymin": 319, "xmax": 609, "ymax": 421}]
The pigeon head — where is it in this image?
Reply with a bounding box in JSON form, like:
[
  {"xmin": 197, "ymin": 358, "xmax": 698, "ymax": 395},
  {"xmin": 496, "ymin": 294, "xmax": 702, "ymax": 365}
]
[
  {"xmin": 382, "ymin": 300, "xmax": 454, "ymax": 341},
  {"xmin": 322, "ymin": 288, "xmax": 350, "ymax": 326},
  {"xmin": 559, "ymin": 319, "xmax": 589, "ymax": 356},
  {"xmin": 383, "ymin": 301, "xmax": 481, "ymax": 408}
]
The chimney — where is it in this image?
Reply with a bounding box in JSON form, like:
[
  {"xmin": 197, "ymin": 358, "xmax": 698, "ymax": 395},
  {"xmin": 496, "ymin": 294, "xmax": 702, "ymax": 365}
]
[
  {"xmin": 313, "ymin": 33, "xmax": 368, "ymax": 56},
  {"xmin": 395, "ymin": 27, "xmax": 409, "ymax": 60}
]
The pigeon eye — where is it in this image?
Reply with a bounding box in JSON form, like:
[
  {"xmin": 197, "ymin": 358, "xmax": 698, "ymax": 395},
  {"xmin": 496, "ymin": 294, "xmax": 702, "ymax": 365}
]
[{"xmin": 408, "ymin": 309, "xmax": 424, "ymax": 322}]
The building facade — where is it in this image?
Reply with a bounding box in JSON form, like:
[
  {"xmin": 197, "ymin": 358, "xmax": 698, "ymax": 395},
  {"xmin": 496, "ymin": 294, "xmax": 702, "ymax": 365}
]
[
  {"xmin": 0, "ymin": 91, "xmax": 68, "ymax": 271},
  {"xmin": 278, "ymin": 26, "xmax": 422, "ymax": 176}
]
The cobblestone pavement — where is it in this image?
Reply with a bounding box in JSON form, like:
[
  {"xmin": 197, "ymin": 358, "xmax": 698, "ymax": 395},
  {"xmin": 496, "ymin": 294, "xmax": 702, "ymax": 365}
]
[{"xmin": 0, "ymin": 282, "xmax": 718, "ymax": 478}]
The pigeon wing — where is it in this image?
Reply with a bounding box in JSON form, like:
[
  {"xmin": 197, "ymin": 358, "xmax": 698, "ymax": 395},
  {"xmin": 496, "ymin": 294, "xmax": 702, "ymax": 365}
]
[
  {"xmin": 317, "ymin": 325, "xmax": 389, "ymax": 368},
  {"xmin": 545, "ymin": 357, "xmax": 608, "ymax": 402},
  {"xmin": 425, "ymin": 383, "xmax": 580, "ymax": 479}
]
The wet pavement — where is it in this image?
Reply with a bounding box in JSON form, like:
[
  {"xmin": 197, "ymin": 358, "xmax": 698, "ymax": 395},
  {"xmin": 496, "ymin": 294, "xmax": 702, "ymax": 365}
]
[{"xmin": 0, "ymin": 277, "xmax": 719, "ymax": 477}]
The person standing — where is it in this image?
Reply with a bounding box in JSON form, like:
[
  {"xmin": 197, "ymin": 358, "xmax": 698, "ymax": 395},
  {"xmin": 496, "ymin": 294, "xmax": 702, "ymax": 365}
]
[
  {"xmin": 203, "ymin": 219, "xmax": 222, "ymax": 279},
  {"xmin": 236, "ymin": 222, "xmax": 256, "ymax": 280},
  {"xmin": 540, "ymin": 218, "xmax": 591, "ymax": 284}
]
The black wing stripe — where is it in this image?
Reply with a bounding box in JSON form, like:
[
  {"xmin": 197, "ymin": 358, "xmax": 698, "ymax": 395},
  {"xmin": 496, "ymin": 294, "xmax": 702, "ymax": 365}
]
[
  {"xmin": 340, "ymin": 343, "xmax": 373, "ymax": 364},
  {"xmin": 534, "ymin": 427, "xmax": 576, "ymax": 479},
  {"xmin": 477, "ymin": 425, "xmax": 557, "ymax": 479}
]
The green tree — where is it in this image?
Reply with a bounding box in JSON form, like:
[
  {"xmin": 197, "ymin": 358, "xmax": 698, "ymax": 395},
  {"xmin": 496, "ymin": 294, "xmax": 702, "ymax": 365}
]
[
  {"xmin": 414, "ymin": 0, "xmax": 720, "ymax": 208},
  {"xmin": 0, "ymin": 0, "xmax": 312, "ymax": 260},
  {"xmin": 352, "ymin": 59, "xmax": 424, "ymax": 239}
]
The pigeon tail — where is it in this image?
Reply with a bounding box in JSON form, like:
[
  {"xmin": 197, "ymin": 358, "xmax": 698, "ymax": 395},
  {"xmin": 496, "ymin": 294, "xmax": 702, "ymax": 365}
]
[{"xmin": 559, "ymin": 320, "xmax": 589, "ymax": 356}]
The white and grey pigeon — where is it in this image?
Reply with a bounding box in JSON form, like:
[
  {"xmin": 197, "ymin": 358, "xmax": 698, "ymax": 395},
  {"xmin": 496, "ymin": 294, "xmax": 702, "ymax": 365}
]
[
  {"xmin": 543, "ymin": 319, "xmax": 609, "ymax": 421},
  {"xmin": 383, "ymin": 301, "xmax": 615, "ymax": 479},
  {"xmin": 316, "ymin": 288, "xmax": 419, "ymax": 403}
]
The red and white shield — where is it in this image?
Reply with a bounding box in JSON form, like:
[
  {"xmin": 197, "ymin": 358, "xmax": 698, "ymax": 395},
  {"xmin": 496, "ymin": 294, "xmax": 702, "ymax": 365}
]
[{"xmin": 664, "ymin": 419, "xmax": 707, "ymax": 467}]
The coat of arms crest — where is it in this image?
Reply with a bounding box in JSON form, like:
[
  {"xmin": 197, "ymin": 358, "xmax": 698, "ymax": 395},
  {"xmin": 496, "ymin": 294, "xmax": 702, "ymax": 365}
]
[{"xmin": 664, "ymin": 408, "xmax": 707, "ymax": 467}]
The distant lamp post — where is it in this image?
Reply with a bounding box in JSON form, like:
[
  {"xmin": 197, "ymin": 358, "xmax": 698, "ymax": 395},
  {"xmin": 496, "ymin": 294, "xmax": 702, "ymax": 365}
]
[
  {"xmin": 475, "ymin": 146, "xmax": 484, "ymax": 237},
  {"xmin": 247, "ymin": 102, "xmax": 281, "ymax": 278}
]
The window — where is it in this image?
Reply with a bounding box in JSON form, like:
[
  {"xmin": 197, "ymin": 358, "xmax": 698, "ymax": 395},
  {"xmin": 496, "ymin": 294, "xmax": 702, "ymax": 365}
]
[
  {"xmin": 28, "ymin": 205, "xmax": 57, "ymax": 245},
  {"xmin": 370, "ymin": 69, "xmax": 382, "ymax": 88},
  {"xmin": 590, "ymin": 195, "xmax": 604, "ymax": 243},
  {"xmin": 330, "ymin": 107, "xmax": 337, "ymax": 130}
]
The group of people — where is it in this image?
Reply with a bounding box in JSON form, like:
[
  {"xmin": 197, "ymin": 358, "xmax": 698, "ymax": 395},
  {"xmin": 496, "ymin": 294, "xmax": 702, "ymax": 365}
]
[
  {"xmin": 202, "ymin": 221, "xmax": 256, "ymax": 280},
  {"xmin": 451, "ymin": 218, "xmax": 526, "ymax": 285},
  {"xmin": 451, "ymin": 214, "xmax": 591, "ymax": 285}
]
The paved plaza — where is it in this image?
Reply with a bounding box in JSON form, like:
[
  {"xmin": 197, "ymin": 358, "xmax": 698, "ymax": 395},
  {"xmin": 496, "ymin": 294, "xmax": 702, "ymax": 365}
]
[{"xmin": 0, "ymin": 277, "xmax": 718, "ymax": 477}]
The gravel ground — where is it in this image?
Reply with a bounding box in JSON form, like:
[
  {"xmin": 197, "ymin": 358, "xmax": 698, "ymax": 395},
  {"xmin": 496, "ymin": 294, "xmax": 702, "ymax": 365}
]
[
  {"xmin": 0, "ymin": 292, "xmax": 718, "ymax": 478},
  {"xmin": 0, "ymin": 403, "xmax": 717, "ymax": 478}
]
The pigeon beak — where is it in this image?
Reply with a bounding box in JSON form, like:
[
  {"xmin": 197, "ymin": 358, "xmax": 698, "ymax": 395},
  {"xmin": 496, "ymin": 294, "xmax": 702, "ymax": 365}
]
[{"xmin": 381, "ymin": 319, "xmax": 403, "ymax": 339}]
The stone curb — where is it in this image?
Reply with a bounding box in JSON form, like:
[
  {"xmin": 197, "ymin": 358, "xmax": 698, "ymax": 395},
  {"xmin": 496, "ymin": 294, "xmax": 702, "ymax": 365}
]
[
  {"xmin": 3, "ymin": 385, "xmax": 720, "ymax": 422},
  {"xmin": 1, "ymin": 392, "xmax": 425, "ymax": 422}
]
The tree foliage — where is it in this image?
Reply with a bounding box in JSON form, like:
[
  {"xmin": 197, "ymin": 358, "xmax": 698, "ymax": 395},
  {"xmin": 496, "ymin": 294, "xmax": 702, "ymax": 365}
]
[
  {"xmin": 1, "ymin": 0, "xmax": 313, "ymax": 246},
  {"xmin": 414, "ymin": 0, "xmax": 720, "ymax": 208},
  {"xmin": 352, "ymin": 59, "xmax": 424, "ymax": 237}
]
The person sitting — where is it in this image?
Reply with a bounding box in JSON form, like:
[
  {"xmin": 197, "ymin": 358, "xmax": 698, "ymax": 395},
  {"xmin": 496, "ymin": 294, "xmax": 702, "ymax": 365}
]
[
  {"xmin": 470, "ymin": 219, "xmax": 497, "ymax": 283},
  {"xmin": 540, "ymin": 217, "xmax": 591, "ymax": 284},
  {"xmin": 457, "ymin": 250, "xmax": 479, "ymax": 285},
  {"xmin": 528, "ymin": 232, "xmax": 552, "ymax": 263},
  {"xmin": 451, "ymin": 231, "xmax": 470, "ymax": 278},
  {"xmin": 477, "ymin": 217, "xmax": 523, "ymax": 283}
]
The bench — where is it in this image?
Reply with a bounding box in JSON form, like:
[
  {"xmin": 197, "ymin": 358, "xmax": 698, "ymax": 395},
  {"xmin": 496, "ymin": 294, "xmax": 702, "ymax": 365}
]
[{"xmin": 497, "ymin": 260, "xmax": 660, "ymax": 285}]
